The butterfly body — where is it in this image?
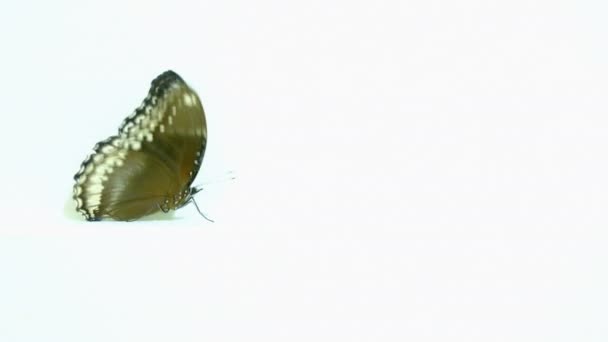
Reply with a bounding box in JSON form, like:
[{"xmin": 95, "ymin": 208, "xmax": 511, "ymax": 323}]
[{"xmin": 73, "ymin": 71, "xmax": 207, "ymax": 221}]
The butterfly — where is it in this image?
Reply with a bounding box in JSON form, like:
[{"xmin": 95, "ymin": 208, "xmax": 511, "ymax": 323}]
[{"xmin": 73, "ymin": 70, "xmax": 208, "ymax": 221}]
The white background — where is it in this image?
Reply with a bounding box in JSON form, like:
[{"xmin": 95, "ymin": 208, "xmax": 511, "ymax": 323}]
[{"xmin": 1, "ymin": 0, "xmax": 607, "ymax": 340}]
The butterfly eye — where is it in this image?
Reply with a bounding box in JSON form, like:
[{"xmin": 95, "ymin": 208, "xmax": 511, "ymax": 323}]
[{"xmin": 73, "ymin": 70, "xmax": 208, "ymax": 221}]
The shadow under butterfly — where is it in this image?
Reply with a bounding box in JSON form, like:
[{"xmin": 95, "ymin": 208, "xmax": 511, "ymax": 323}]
[{"xmin": 73, "ymin": 70, "xmax": 211, "ymax": 222}]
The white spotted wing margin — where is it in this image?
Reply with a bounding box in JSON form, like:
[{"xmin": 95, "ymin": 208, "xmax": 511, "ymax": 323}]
[{"xmin": 73, "ymin": 70, "xmax": 207, "ymax": 221}]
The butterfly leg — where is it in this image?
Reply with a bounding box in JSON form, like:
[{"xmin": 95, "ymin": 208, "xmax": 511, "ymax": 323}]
[{"xmin": 159, "ymin": 203, "xmax": 170, "ymax": 213}]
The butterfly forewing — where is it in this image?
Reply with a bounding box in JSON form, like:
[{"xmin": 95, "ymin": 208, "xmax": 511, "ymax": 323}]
[{"xmin": 73, "ymin": 71, "xmax": 207, "ymax": 221}]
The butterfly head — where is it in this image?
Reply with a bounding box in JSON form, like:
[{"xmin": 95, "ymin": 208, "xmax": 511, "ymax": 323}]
[{"xmin": 175, "ymin": 186, "xmax": 202, "ymax": 209}]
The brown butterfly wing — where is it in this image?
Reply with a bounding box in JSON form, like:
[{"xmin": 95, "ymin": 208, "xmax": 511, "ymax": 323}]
[
  {"xmin": 150, "ymin": 77, "xmax": 207, "ymax": 191},
  {"xmin": 73, "ymin": 71, "xmax": 207, "ymax": 221},
  {"xmin": 94, "ymin": 148, "xmax": 177, "ymax": 221}
]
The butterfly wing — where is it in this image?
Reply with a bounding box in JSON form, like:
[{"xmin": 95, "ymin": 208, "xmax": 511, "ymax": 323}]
[
  {"xmin": 97, "ymin": 148, "xmax": 176, "ymax": 221},
  {"xmin": 73, "ymin": 71, "xmax": 207, "ymax": 221}
]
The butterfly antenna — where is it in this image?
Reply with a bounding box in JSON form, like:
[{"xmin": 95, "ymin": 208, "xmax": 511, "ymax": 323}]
[
  {"xmin": 191, "ymin": 197, "xmax": 214, "ymax": 223},
  {"xmin": 195, "ymin": 170, "xmax": 236, "ymax": 188}
]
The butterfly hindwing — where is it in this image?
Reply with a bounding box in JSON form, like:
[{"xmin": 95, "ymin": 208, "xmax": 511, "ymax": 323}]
[{"xmin": 97, "ymin": 149, "xmax": 179, "ymax": 221}]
